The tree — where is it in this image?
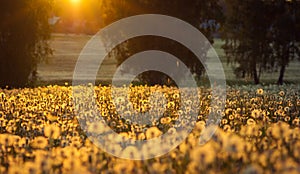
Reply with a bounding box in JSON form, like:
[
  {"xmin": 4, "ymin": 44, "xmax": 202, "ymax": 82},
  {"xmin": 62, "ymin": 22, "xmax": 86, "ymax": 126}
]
[
  {"xmin": 268, "ymin": 0, "xmax": 300, "ymax": 85},
  {"xmin": 222, "ymin": 0, "xmax": 300, "ymax": 85},
  {"xmin": 100, "ymin": 0, "xmax": 223, "ymax": 85},
  {"xmin": 0, "ymin": 0, "xmax": 53, "ymax": 88},
  {"xmin": 222, "ymin": 0, "xmax": 273, "ymax": 84}
]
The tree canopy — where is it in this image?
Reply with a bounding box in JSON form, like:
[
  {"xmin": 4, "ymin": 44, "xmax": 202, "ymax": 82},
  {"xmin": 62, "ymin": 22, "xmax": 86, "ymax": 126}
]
[
  {"xmin": 0, "ymin": 0, "xmax": 53, "ymax": 88},
  {"xmin": 222, "ymin": 0, "xmax": 299, "ymax": 84},
  {"xmin": 100, "ymin": 0, "xmax": 223, "ymax": 85}
]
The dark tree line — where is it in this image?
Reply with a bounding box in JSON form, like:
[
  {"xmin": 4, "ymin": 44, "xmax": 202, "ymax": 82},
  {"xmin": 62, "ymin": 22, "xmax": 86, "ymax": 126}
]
[
  {"xmin": 101, "ymin": 0, "xmax": 300, "ymax": 85},
  {"xmin": 1, "ymin": 0, "xmax": 299, "ymax": 87},
  {"xmin": 222, "ymin": 0, "xmax": 300, "ymax": 84}
]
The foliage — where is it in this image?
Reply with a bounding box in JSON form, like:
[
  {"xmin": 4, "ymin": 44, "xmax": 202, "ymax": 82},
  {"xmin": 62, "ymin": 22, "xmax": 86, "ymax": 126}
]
[
  {"xmin": 222, "ymin": 0, "xmax": 299, "ymax": 85},
  {"xmin": 268, "ymin": 0, "xmax": 300, "ymax": 85},
  {"xmin": 0, "ymin": 0, "xmax": 53, "ymax": 88},
  {"xmin": 100, "ymin": 0, "xmax": 223, "ymax": 85}
]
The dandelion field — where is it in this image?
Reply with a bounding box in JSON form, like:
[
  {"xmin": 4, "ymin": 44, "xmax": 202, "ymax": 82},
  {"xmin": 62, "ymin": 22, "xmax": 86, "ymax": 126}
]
[{"xmin": 0, "ymin": 85, "xmax": 299, "ymax": 173}]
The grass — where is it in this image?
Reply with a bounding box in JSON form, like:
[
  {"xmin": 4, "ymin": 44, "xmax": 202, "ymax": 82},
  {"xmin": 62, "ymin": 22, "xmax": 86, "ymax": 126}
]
[
  {"xmin": 210, "ymin": 39, "xmax": 300, "ymax": 84},
  {"xmin": 36, "ymin": 34, "xmax": 300, "ymax": 86}
]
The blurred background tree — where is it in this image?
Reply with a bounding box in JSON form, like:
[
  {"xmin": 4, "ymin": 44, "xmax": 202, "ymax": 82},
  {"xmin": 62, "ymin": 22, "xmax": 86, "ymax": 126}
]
[
  {"xmin": 222, "ymin": 0, "xmax": 299, "ymax": 85},
  {"xmin": 0, "ymin": 0, "xmax": 53, "ymax": 88},
  {"xmin": 222, "ymin": 0, "xmax": 273, "ymax": 84},
  {"xmin": 100, "ymin": 0, "xmax": 223, "ymax": 85},
  {"xmin": 269, "ymin": 0, "xmax": 299, "ymax": 85}
]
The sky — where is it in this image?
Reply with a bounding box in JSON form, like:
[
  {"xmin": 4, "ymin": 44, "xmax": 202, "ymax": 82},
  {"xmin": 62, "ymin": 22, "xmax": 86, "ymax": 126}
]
[{"xmin": 52, "ymin": 0, "xmax": 103, "ymax": 33}]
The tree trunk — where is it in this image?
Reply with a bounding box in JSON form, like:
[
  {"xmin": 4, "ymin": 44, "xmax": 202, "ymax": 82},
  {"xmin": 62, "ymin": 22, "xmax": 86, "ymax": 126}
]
[
  {"xmin": 242, "ymin": 70, "xmax": 246, "ymax": 78},
  {"xmin": 253, "ymin": 65, "xmax": 260, "ymax": 84},
  {"xmin": 278, "ymin": 65, "xmax": 286, "ymax": 85}
]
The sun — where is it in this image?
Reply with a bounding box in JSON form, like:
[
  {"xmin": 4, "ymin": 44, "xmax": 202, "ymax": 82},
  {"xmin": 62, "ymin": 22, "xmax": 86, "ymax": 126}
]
[{"xmin": 70, "ymin": 0, "xmax": 81, "ymax": 5}]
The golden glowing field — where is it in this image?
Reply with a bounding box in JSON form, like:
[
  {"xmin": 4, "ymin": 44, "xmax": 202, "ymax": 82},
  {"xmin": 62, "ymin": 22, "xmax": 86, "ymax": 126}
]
[{"xmin": 0, "ymin": 85, "xmax": 299, "ymax": 173}]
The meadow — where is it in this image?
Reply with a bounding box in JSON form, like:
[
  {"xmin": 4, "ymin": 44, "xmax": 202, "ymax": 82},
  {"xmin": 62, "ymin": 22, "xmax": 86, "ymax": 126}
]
[
  {"xmin": 0, "ymin": 84, "xmax": 299, "ymax": 173},
  {"xmin": 1, "ymin": 34, "xmax": 299, "ymax": 173}
]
